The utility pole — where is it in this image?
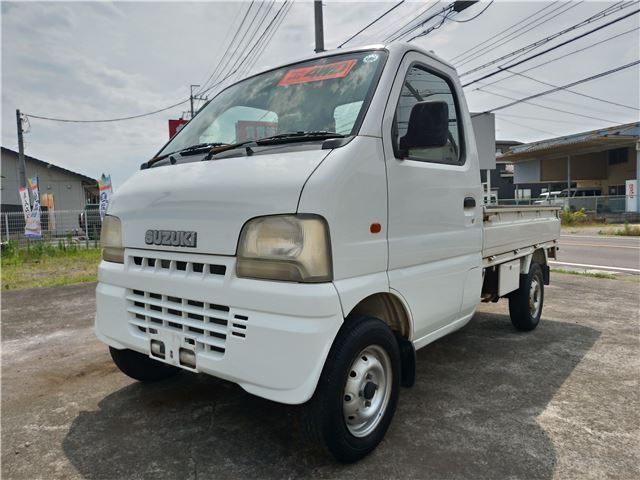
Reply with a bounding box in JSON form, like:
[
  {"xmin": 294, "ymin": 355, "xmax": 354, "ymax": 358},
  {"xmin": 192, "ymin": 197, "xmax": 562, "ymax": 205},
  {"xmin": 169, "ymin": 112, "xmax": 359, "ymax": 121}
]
[
  {"xmin": 314, "ymin": 0, "xmax": 325, "ymax": 53},
  {"xmin": 190, "ymin": 85, "xmax": 200, "ymax": 119},
  {"xmin": 16, "ymin": 109, "xmax": 27, "ymax": 189}
]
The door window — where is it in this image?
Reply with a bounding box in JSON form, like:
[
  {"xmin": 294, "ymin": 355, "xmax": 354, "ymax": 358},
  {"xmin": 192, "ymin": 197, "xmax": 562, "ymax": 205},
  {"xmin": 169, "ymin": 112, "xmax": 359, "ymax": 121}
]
[{"xmin": 393, "ymin": 65, "xmax": 463, "ymax": 164}]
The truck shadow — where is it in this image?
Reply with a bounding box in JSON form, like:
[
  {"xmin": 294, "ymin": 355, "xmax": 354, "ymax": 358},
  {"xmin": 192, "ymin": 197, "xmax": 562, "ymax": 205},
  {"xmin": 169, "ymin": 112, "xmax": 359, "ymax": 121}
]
[{"xmin": 62, "ymin": 313, "xmax": 600, "ymax": 479}]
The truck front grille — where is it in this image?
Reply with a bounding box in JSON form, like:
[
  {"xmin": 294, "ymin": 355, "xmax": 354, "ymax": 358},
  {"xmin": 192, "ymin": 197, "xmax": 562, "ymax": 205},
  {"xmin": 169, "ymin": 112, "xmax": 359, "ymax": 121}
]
[
  {"xmin": 126, "ymin": 289, "xmax": 230, "ymax": 355},
  {"xmin": 129, "ymin": 254, "xmax": 226, "ymax": 276}
]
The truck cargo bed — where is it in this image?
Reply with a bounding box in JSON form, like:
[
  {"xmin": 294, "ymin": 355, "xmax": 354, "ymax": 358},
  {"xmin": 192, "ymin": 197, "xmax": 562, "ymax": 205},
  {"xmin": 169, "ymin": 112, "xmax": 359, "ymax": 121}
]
[{"xmin": 483, "ymin": 206, "xmax": 560, "ymax": 259}]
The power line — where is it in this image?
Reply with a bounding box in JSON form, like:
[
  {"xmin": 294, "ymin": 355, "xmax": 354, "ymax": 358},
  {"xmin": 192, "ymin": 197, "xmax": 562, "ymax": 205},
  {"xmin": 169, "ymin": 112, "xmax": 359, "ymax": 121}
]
[
  {"xmin": 482, "ymin": 61, "xmax": 640, "ymax": 113},
  {"xmin": 223, "ymin": 0, "xmax": 277, "ymax": 82},
  {"xmin": 378, "ymin": 1, "xmax": 439, "ymax": 43},
  {"xmin": 405, "ymin": 1, "xmax": 492, "ymax": 42},
  {"xmin": 447, "ymin": 1, "xmax": 494, "ymax": 23},
  {"xmin": 460, "ymin": 3, "xmax": 638, "ymax": 78},
  {"xmin": 453, "ymin": 1, "xmax": 581, "ymax": 67},
  {"xmin": 472, "ymin": 26, "xmax": 640, "ymax": 91},
  {"xmin": 25, "ymin": 98, "xmax": 190, "ymax": 123},
  {"xmin": 462, "ymin": 8, "xmax": 640, "ymax": 87},
  {"xmin": 195, "ymin": 5, "xmax": 245, "ymax": 91},
  {"xmin": 196, "ymin": 1, "xmax": 257, "ymax": 95},
  {"xmin": 239, "ymin": 1, "xmax": 293, "ymax": 79},
  {"xmin": 339, "ymin": 0, "xmax": 405, "ymax": 48},
  {"xmin": 211, "ymin": 1, "xmax": 268, "ymax": 87},
  {"xmin": 477, "ymin": 88, "xmax": 618, "ymax": 124},
  {"xmin": 449, "ymin": 1, "xmax": 559, "ymax": 63},
  {"xmin": 199, "ymin": 0, "xmax": 291, "ymax": 97},
  {"xmin": 497, "ymin": 116, "xmax": 558, "ymax": 136},
  {"xmin": 386, "ymin": 2, "xmax": 451, "ymax": 43},
  {"xmin": 502, "ymin": 68, "xmax": 640, "ymax": 111}
]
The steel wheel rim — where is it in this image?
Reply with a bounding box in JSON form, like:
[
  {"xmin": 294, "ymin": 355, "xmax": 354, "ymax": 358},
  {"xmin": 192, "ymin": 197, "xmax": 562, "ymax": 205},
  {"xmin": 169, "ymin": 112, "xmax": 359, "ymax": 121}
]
[
  {"xmin": 343, "ymin": 345, "xmax": 392, "ymax": 438},
  {"xmin": 529, "ymin": 276, "xmax": 542, "ymax": 318}
]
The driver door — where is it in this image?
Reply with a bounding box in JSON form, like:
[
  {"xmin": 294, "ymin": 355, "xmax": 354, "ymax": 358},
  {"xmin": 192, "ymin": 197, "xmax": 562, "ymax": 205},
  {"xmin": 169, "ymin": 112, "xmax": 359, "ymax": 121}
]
[{"xmin": 383, "ymin": 54, "xmax": 482, "ymax": 343}]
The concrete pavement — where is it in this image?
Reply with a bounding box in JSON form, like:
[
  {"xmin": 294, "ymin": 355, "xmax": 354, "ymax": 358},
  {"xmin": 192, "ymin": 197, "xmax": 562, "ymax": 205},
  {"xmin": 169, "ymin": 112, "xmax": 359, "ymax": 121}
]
[{"xmin": 2, "ymin": 276, "xmax": 639, "ymax": 479}]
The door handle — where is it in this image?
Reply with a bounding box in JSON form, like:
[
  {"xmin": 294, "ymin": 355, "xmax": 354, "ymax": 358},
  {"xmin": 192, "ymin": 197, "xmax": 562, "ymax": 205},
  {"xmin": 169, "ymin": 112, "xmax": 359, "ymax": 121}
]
[{"xmin": 464, "ymin": 197, "xmax": 476, "ymax": 209}]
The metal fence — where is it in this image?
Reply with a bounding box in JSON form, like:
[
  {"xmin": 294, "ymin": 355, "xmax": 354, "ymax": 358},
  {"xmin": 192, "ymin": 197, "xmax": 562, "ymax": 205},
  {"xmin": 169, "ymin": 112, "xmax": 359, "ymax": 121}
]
[
  {"xmin": 496, "ymin": 195, "xmax": 627, "ymax": 215},
  {"xmin": 1, "ymin": 209, "xmax": 102, "ymax": 248}
]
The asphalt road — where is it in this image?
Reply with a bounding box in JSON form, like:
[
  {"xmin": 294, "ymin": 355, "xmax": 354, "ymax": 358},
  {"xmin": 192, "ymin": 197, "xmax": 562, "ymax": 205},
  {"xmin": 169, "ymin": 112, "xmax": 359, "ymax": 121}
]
[
  {"xmin": 554, "ymin": 234, "xmax": 640, "ymax": 274},
  {"xmin": 2, "ymin": 276, "xmax": 639, "ymax": 479}
]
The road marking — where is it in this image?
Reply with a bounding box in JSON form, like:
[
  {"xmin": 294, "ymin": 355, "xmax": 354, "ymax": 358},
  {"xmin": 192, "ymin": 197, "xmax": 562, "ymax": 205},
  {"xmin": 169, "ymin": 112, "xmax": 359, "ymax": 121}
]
[
  {"xmin": 559, "ymin": 242, "xmax": 640, "ymax": 250},
  {"xmin": 560, "ymin": 234, "xmax": 640, "ymax": 241},
  {"xmin": 550, "ymin": 261, "xmax": 640, "ymax": 274}
]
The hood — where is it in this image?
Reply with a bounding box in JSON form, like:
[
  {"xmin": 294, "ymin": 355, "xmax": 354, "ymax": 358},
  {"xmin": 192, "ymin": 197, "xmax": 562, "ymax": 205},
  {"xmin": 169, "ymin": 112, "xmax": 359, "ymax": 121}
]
[{"xmin": 109, "ymin": 149, "xmax": 331, "ymax": 255}]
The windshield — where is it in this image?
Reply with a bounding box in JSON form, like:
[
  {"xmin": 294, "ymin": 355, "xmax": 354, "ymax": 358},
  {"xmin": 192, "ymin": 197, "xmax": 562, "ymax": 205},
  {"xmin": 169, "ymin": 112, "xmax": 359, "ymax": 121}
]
[{"xmin": 157, "ymin": 50, "xmax": 387, "ymax": 157}]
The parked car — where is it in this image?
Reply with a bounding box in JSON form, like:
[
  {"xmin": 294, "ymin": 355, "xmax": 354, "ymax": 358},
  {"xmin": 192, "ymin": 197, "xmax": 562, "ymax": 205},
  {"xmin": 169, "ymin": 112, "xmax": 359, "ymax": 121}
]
[
  {"xmin": 533, "ymin": 191, "xmax": 562, "ymax": 205},
  {"xmin": 96, "ymin": 43, "xmax": 561, "ymax": 462},
  {"xmin": 79, "ymin": 204, "xmax": 101, "ymax": 239}
]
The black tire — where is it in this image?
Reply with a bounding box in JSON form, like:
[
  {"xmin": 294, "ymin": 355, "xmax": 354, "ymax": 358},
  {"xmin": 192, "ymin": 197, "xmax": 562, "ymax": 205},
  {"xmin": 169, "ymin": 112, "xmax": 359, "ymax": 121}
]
[
  {"xmin": 109, "ymin": 347, "xmax": 180, "ymax": 382},
  {"xmin": 301, "ymin": 317, "xmax": 401, "ymax": 463},
  {"xmin": 508, "ymin": 262, "xmax": 544, "ymax": 331}
]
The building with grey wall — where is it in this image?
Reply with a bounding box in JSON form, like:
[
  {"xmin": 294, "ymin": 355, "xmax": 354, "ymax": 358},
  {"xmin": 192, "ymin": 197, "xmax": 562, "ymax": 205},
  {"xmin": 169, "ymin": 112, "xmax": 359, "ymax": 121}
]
[{"xmin": 1, "ymin": 147, "xmax": 98, "ymax": 212}]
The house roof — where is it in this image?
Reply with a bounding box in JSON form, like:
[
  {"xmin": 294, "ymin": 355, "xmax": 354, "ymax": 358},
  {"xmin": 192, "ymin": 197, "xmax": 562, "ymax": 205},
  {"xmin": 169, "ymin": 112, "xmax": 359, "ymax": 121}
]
[
  {"xmin": 1, "ymin": 147, "xmax": 97, "ymax": 184},
  {"xmin": 500, "ymin": 122, "xmax": 640, "ymax": 161}
]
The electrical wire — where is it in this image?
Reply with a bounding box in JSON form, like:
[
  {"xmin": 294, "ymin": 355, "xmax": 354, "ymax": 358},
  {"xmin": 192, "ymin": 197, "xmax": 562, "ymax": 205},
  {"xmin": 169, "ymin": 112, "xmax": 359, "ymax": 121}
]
[
  {"xmin": 483, "ymin": 61, "xmax": 640, "ymax": 113},
  {"xmin": 462, "ymin": 8, "xmax": 640, "ymax": 87},
  {"xmin": 473, "ymin": 26, "xmax": 640, "ymax": 91},
  {"xmin": 239, "ymin": 1, "xmax": 293, "ymax": 79},
  {"xmin": 196, "ymin": 1, "xmax": 257, "ymax": 95},
  {"xmin": 25, "ymin": 98, "xmax": 190, "ymax": 123},
  {"xmin": 477, "ymin": 88, "xmax": 619, "ymax": 124},
  {"xmin": 501, "ymin": 68, "xmax": 640, "ymax": 111},
  {"xmin": 454, "ymin": 1, "xmax": 582, "ymax": 68},
  {"xmin": 447, "ymin": 1, "xmax": 494, "ymax": 23},
  {"xmin": 497, "ymin": 116, "xmax": 558, "ymax": 136},
  {"xmin": 378, "ymin": 1, "xmax": 439, "ymax": 43},
  {"xmin": 460, "ymin": 2, "xmax": 638, "ymax": 77},
  {"xmin": 386, "ymin": 2, "xmax": 451, "ymax": 43},
  {"xmin": 339, "ymin": 0, "xmax": 405, "ymax": 48},
  {"xmin": 449, "ymin": 1, "xmax": 559, "ymax": 63}
]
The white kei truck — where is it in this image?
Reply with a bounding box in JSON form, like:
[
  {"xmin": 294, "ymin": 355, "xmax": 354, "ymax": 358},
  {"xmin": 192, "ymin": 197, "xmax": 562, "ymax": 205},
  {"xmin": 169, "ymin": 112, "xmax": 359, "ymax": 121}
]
[{"xmin": 96, "ymin": 43, "xmax": 560, "ymax": 462}]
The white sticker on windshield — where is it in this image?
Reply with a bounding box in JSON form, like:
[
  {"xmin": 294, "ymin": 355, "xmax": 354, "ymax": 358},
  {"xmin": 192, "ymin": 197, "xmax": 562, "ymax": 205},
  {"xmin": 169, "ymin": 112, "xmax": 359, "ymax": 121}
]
[{"xmin": 363, "ymin": 53, "xmax": 379, "ymax": 63}]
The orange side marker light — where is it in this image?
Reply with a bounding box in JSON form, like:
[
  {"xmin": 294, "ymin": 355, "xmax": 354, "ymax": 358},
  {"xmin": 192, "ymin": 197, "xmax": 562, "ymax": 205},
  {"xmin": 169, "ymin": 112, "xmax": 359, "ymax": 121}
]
[{"xmin": 370, "ymin": 223, "xmax": 382, "ymax": 234}]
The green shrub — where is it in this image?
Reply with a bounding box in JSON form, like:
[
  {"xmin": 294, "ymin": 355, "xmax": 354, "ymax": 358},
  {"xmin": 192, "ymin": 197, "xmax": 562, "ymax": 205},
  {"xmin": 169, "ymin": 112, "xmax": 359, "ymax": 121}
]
[{"xmin": 560, "ymin": 208, "xmax": 589, "ymax": 226}]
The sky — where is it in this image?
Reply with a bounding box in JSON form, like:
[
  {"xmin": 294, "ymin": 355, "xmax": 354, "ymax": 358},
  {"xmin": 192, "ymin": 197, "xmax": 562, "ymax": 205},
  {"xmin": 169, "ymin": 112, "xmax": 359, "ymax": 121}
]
[{"xmin": 2, "ymin": 0, "xmax": 639, "ymax": 187}]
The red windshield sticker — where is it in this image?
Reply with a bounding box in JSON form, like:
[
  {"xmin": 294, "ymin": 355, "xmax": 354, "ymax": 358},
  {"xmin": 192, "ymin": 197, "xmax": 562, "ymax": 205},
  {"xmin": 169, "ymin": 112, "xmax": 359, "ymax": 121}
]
[{"xmin": 278, "ymin": 59, "xmax": 357, "ymax": 86}]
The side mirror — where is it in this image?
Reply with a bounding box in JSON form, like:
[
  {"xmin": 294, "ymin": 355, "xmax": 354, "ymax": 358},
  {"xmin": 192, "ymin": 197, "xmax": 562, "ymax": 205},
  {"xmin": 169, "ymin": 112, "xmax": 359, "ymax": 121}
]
[{"xmin": 398, "ymin": 101, "xmax": 449, "ymax": 157}]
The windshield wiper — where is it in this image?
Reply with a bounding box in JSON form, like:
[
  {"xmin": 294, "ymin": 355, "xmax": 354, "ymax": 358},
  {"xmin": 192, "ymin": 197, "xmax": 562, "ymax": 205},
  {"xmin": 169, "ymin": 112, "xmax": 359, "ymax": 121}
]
[
  {"xmin": 146, "ymin": 142, "xmax": 230, "ymax": 168},
  {"xmin": 203, "ymin": 131, "xmax": 346, "ymax": 160}
]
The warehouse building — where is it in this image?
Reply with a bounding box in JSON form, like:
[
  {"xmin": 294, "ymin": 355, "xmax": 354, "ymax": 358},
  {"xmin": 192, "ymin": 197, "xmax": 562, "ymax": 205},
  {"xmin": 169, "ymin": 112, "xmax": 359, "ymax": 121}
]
[
  {"xmin": 501, "ymin": 122, "xmax": 639, "ymax": 214},
  {"xmin": 1, "ymin": 147, "xmax": 98, "ymax": 212}
]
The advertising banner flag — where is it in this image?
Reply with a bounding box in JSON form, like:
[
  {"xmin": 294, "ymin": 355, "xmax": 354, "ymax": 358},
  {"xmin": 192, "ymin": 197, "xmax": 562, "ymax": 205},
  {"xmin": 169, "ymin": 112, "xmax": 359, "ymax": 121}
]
[
  {"xmin": 24, "ymin": 176, "xmax": 42, "ymax": 239},
  {"xmin": 18, "ymin": 186, "xmax": 31, "ymax": 221},
  {"xmin": 98, "ymin": 174, "xmax": 113, "ymax": 221}
]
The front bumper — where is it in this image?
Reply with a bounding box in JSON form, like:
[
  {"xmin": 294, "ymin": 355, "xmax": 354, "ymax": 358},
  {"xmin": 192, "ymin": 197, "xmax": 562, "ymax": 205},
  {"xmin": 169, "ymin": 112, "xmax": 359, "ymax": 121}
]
[{"xmin": 95, "ymin": 248, "xmax": 344, "ymax": 404}]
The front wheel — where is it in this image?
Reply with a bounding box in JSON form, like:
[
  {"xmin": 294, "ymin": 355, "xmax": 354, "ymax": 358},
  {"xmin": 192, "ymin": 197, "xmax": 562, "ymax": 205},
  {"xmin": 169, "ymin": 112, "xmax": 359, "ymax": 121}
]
[
  {"xmin": 301, "ymin": 317, "xmax": 400, "ymax": 463},
  {"xmin": 508, "ymin": 263, "xmax": 544, "ymax": 331}
]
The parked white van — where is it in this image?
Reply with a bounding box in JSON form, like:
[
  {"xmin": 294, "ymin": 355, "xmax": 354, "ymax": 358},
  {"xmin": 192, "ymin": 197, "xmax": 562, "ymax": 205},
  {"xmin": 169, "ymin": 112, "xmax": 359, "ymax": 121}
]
[{"xmin": 96, "ymin": 43, "xmax": 560, "ymax": 462}]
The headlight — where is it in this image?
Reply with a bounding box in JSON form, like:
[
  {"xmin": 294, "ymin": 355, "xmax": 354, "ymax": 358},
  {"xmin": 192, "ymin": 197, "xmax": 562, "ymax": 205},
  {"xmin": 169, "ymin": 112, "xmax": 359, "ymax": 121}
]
[
  {"xmin": 101, "ymin": 215, "xmax": 124, "ymax": 263},
  {"xmin": 236, "ymin": 215, "xmax": 332, "ymax": 283}
]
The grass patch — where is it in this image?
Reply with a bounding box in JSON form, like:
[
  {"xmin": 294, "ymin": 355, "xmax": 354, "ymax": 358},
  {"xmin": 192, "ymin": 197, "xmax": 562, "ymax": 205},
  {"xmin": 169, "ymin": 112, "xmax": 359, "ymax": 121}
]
[
  {"xmin": 551, "ymin": 268, "xmax": 616, "ymax": 280},
  {"xmin": 1, "ymin": 240, "xmax": 101, "ymax": 291},
  {"xmin": 599, "ymin": 222, "xmax": 640, "ymax": 237}
]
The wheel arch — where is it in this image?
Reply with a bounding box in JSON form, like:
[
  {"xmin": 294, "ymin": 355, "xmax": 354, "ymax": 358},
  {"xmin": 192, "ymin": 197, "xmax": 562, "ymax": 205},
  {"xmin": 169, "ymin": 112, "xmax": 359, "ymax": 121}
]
[{"xmin": 346, "ymin": 291, "xmax": 413, "ymax": 341}]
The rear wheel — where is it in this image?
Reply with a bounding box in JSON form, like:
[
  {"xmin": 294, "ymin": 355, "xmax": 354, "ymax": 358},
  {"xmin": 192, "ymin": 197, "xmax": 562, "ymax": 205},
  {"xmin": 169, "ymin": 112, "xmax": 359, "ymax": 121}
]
[
  {"xmin": 508, "ymin": 263, "xmax": 544, "ymax": 331},
  {"xmin": 109, "ymin": 347, "xmax": 180, "ymax": 382},
  {"xmin": 301, "ymin": 317, "xmax": 400, "ymax": 463}
]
